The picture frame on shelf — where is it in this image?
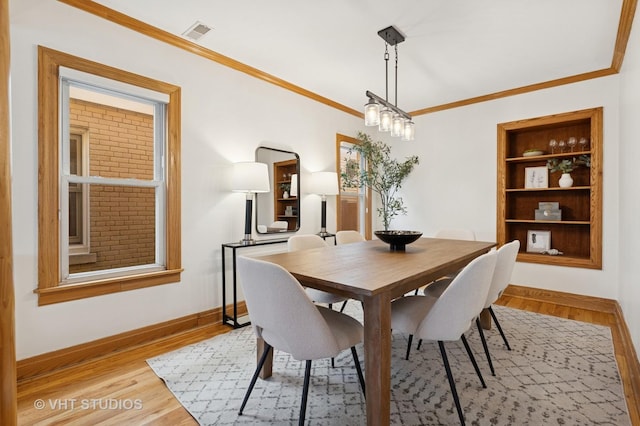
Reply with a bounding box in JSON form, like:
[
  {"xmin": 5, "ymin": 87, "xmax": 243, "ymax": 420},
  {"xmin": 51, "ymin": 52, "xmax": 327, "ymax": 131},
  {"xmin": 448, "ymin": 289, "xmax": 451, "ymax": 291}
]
[
  {"xmin": 524, "ymin": 166, "xmax": 548, "ymax": 189},
  {"xmin": 526, "ymin": 230, "xmax": 551, "ymax": 253}
]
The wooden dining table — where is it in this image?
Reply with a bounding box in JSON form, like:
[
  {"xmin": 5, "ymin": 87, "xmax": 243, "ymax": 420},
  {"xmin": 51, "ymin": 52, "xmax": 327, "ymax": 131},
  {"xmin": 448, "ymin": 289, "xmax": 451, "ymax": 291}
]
[{"xmin": 254, "ymin": 237, "xmax": 496, "ymax": 426}]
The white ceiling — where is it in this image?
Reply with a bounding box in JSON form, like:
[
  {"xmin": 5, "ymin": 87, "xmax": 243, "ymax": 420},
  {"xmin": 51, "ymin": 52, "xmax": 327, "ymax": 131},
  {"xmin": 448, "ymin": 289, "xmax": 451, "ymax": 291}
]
[{"xmin": 93, "ymin": 0, "xmax": 623, "ymax": 114}]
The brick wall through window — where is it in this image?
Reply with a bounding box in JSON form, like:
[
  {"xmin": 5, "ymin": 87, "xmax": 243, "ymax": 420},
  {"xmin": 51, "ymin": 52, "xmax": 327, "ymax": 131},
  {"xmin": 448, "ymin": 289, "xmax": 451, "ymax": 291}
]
[{"xmin": 69, "ymin": 99, "xmax": 156, "ymax": 273}]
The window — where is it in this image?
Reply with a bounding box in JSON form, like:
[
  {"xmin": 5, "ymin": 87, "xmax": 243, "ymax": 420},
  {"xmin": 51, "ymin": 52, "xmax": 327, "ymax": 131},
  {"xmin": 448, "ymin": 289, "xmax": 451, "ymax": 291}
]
[
  {"xmin": 68, "ymin": 129, "xmax": 88, "ymax": 251},
  {"xmin": 37, "ymin": 46, "xmax": 182, "ymax": 305}
]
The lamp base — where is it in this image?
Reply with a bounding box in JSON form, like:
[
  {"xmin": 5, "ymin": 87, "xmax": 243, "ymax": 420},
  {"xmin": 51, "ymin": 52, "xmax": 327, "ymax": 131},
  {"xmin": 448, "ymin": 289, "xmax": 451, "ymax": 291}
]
[
  {"xmin": 317, "ymin": 228, "xmax": 332, "ymax": 238},
  {"xmin": 239, "ymin": 234, "xmax": 255, "ymax": 246}
]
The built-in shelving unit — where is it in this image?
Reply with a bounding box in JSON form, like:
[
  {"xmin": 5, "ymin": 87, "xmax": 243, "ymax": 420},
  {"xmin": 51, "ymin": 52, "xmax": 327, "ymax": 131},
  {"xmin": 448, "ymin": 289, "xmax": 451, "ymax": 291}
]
[
  {"xmin": 497, "ymin": 107, "xmax": 602, "ymax": 269},
  {"xmin": 273, "ymin": 159, "xmax": 298, "ymax": 231}
]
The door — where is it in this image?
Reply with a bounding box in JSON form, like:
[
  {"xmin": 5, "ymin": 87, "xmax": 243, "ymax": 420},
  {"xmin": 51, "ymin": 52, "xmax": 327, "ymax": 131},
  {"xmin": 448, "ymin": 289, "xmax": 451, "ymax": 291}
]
[{"xmin": 336, "ymin": 133, "xmax": 371, "ymax": 239}]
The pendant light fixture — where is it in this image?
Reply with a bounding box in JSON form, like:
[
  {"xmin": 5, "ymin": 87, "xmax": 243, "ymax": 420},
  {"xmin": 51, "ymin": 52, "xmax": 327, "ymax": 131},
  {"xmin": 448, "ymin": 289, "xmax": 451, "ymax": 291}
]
[{"xmin": 364, "ymin": 25, "xmax": 415, "ymax": 141}]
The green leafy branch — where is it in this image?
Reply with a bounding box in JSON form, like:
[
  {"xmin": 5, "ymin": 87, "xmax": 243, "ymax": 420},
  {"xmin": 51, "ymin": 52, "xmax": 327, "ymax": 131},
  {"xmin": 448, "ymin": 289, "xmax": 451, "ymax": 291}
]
[
  {"xmin": 340, "ymin": 132, "xmax": 419, "ymax": 231},
  {"xmin": 547, "ymin": 155, "xmax": 591, "ymax": 173}
]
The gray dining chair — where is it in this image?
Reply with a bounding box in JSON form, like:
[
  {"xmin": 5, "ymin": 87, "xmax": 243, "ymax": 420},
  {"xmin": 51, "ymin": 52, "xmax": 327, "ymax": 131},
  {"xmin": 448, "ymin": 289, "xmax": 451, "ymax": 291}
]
[
  {"xmin": 236, "ymin": 256, "xmax": 365, "ymax": 425},
  {"xmin": 288, "ymin": 234, "xmax": 349, "ymax": 311},
  {"xmin": 335, "ymin": 230, "xmax": 366, "ymax": 245},
  {"xmin": 391, "ymin": 250, "xmax": 497, "ymax": 426}
]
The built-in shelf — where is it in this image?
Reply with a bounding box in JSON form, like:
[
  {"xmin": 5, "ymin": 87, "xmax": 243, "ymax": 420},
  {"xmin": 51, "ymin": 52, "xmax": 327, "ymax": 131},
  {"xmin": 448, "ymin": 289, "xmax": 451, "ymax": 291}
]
[
  {"xmin": 505, "ymin": 219, "xmax": 591, "ymax": 225},
  {"xmin": 497, "ymin": 107, "xmax": 603, "ymax": 269},
  {"xmin": 273, "ymin": 159, "xmax": 299, "ymax": 231},
  {"xmin": 506, "ymin": 186, "xmax": 590, "ymax": 192}
]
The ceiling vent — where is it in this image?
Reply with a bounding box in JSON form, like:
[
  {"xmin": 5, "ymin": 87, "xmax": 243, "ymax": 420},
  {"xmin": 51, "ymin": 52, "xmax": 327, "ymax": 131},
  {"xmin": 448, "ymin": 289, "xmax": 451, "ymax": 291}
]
[{"xmin": 182, "ymin": 22, "xmax": 212, "ymax": 41}]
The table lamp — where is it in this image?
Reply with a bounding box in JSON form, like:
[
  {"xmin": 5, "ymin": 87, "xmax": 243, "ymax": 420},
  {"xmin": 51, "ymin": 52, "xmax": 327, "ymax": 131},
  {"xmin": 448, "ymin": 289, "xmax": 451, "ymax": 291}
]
[
  {"xmin": 232, "ymin": 162, "xmax": 270, "ymax": 245},
  {"xmin": 310, "ymin": 171, "xmax": 339, "ymax": 237}
]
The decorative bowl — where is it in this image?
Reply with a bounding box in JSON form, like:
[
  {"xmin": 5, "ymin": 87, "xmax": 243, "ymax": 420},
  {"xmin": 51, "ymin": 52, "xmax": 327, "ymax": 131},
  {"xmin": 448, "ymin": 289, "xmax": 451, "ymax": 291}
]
[{"xmin": 374, "ymin": 230, "xmax": 423, "ymax": 251}]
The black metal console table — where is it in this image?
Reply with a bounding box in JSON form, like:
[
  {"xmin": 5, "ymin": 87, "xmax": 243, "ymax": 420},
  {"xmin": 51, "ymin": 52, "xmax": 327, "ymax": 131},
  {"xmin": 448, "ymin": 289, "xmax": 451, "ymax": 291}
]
[{"xmin": 221, "ymin": 238, "xmax": 289, "ymax": 328}]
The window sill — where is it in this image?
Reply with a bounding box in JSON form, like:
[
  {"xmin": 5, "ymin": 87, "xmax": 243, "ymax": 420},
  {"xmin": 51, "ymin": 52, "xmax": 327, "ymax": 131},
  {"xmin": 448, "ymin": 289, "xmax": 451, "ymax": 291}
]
[
  {"xmin": 69, "ymin": 253, "xmax": 97, "ymax": 265},
  {"xmin": 34, "ymin": 268, "xmax": 183, "ymax": 306}
]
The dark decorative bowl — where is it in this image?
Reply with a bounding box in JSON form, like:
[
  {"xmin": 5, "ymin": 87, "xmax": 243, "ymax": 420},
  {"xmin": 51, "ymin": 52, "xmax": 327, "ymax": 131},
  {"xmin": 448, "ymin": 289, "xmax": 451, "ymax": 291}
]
[{"xmin": 374, "ymin": 230, "xmax": 423, "ymax": 251}]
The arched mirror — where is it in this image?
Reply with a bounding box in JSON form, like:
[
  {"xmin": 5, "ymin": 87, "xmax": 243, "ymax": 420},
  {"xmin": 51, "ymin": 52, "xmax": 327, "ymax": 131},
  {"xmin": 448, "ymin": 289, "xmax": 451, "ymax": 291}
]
[{"xmin": 255, "ymin": 147, "xmax": 300, "ymax": 234}]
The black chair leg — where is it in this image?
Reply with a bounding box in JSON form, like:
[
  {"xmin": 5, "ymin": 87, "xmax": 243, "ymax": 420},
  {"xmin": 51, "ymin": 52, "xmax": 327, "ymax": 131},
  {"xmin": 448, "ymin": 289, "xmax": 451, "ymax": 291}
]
[
  {"xmin": 461, "ymin": 334, "xmax": 486, "ymax": 388},
  {"xmin": 299, "ymin": 360, "xmax": 312, "ymax": 426},
  {"xmin": 405, "ymin": 334, "xmax": 414, "ymax": 360},
  {"xmin": 340, "ymin": 300, "xmax": 348, "ymax": 312},
  {"xmin": 417, "ymin": 339, "xmax": 422, "ymax": 350},
  {"xmin": 476, "ymin": 318, "xmax": 495, "ymax": 376},
  {"xmin": 351, "ymin": 347, "xmax": 366, "ymax": 397},
  {"xmin": 239, "ymin": 343, "xmax": 272, "ymax": 415},
  {"xmin": 438, "ymin": 341, "xmax": 465, "ymax": 426},
  {"xmin": 489, "ymin": 306, "xmax": 511, "ymax": 350}
]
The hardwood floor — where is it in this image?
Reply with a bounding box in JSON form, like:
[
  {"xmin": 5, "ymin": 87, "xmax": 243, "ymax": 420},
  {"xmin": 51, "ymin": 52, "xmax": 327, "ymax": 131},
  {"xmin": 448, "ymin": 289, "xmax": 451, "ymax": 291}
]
[{"xmin": 17, "ymin": 292, "xmax": 640, "ymax": 425}]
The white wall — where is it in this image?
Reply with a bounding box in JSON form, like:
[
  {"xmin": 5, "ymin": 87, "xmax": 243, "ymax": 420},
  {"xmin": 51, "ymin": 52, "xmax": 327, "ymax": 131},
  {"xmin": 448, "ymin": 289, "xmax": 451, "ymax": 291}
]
[
  {"xmin": 10, "ymin": 0, "xmax": 361, "ymax": 358},
  {"xmin": 11, "ymin": 0, "xmax": 639, "ymax": 359},
  {"xmin": 619, "ymin": 6, "xmax": 640, "ymax": 351},
  {"xmin": 391, "ymin": 76, "xmax": 621, "ymax": 301}
]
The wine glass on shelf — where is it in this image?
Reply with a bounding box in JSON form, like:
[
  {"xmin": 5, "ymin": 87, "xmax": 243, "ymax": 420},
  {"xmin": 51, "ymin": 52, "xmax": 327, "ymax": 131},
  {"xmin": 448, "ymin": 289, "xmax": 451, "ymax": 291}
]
[
  {"xmin": 567, "ymin": 137, "xmax": 577, "ymax": 152},
  {"xmin": 578, "ymin": 137, "xmax": 589, "ymax": 151},
  {"xmin": 549, "ymin": 139, "xmax": 558, "ymax": 154},
  {"xmin": 558, "ymin": 139, "xmax": 566, "ymax": 153}
]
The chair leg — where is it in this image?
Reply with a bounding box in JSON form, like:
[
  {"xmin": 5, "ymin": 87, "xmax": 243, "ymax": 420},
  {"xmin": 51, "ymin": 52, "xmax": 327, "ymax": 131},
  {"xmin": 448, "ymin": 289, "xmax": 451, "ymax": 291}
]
[
  {"xmin": 417, "ymin": 339, "xmax": 422, "ymax": 350},
  {"xmin": 475, "ymin": 318, "xmax": 495, "ymax": 376},
  {"xmin": 489, "ymin": 306, "xmax": 511, "ymax": 350},
  {"xmin": 239, "ymin": 343, "xmax": 272, "ymax": 415},
  {"xmin": 438, "ymin": 341, "xmax": 465, "ymax": 426},
  {"xmin": 461, "ymin": 334, "xmax": 486, "ymax": 388},
  {"xmin": 299, "ymin": 360, "xmax": 312, "ymax": 426},
  {"xmin": 351, "ymin": 347, "xmax": 366, "ymax": 397},
  {"xmin": 340, "ymin": 300, "xmax": 348, "ymax": 312},
  {"xmin": 405, "ymin": 334, "xmax": 414, "ymax": 360}
]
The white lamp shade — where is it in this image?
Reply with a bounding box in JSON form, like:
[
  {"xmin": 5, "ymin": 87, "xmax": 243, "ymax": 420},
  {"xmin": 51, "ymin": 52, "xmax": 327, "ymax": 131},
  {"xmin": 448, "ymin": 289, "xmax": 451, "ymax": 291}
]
[
  {"xmin": 290, "ymin": 174, "xmax": 298, "ymax": 197},
  {"xmin": 402, "ymin": 120, "xmax": 415, "ymax": 141},
  {"xmin": 310, "ymin": 171, "xmax": 339, "ymax": 196},
  {"xmin": 231, "ymin": 162, "xmax": 270, "ymax": 193},
  {"xmin": 379, "ymin": 108, "xmax": 392, "ymax": 132},
  {"xmin": 364, "ymin": 99, "xmax": 380, "ymax": 126},
  {"xmin": 391, "ymin": 114, "xmax": 404, "ymax": 137}
]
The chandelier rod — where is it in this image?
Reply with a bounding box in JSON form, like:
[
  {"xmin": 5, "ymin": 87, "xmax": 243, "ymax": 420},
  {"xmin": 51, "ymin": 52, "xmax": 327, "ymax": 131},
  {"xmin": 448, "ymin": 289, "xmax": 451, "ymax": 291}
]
[
  {"xmin": 394, "ymin": 44, "xmax": 398, "ymax": 107},
  {"xmin": 384, "ymin": 43, "xmax": 389, "ymax": 102}
]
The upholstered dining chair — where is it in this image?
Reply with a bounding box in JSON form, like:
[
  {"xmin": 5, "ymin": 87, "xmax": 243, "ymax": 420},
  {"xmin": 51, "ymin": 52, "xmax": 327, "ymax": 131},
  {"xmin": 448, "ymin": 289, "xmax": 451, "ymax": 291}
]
[
  {"xmin": 335, "ymin": 230, "xmax": 366, "ymax": 245},
  {"xmin": 236, "ymin": 256, "xmax": 365, "ymax": 425},
  {"xmin": 414, "ymin": 228, "xmax": 476, "ymax": 295},
  {"xmin": 288, "ymin": 234, "xmax": 349, "ymax": 311},
  {"xmin": 422, "ymin": 226, "xmax": 477, "ymax": 298},
  {"xmin": 423, "ymin": 240, "xmax": 519, "ymax": 376},
  {"xmin": 391, "ymin": 250, "xmax": 497, "ymax": 426}
]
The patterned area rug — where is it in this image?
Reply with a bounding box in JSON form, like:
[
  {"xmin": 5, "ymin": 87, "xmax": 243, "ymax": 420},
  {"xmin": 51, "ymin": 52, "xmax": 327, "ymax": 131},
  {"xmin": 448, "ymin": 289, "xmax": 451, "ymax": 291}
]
[{"xmin": 147, "ymin": 305, "xmax": 630, "ymax": 425}]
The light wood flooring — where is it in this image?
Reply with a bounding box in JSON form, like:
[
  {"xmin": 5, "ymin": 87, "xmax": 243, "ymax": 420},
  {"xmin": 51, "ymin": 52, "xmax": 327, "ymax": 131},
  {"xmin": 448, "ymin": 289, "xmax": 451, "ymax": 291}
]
[{"xmin": 17, "ymin": 294, "xmax": 640, "ymax": 425}]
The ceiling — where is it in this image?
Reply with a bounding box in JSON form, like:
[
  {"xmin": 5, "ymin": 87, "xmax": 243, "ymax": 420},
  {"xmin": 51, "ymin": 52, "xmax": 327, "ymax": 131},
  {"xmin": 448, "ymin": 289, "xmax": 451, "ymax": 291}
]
[{"xmin": 86, "ymin": 1, "xmax": 627, "ymax": 115}]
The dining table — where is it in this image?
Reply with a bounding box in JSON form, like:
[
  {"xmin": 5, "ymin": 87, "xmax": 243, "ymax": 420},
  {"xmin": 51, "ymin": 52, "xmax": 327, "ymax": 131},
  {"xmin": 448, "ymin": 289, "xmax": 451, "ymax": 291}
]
[{"xmin": 254, "ymin": 236, "xmax": 496, "ymax": 426}]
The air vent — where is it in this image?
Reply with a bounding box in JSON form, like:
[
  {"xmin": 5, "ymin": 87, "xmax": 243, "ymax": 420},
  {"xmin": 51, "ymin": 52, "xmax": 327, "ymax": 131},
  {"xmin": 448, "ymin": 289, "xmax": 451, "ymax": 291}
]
[{"xmin": 182, "ymin": 22, "xmax": 212, "ymax": 41}]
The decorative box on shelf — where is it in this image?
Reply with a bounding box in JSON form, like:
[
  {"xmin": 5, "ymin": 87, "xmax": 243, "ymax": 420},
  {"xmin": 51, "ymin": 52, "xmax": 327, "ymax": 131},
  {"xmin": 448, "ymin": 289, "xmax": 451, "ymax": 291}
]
[{"xmin": 535, "ymin": 202, "xmax": 562, "ymax": 221}]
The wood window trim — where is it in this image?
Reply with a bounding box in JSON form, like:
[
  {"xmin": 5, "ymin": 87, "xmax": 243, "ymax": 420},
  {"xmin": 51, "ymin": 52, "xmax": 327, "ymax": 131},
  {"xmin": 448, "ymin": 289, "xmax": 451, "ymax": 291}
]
[{"xmin": 37, "ymin": 46, "xmax": 182, "ymax": 306}]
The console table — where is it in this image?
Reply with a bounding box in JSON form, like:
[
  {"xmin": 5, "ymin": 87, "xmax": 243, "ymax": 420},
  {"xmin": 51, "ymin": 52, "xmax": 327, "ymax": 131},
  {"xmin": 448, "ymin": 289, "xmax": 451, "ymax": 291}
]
[{"xmin": 221, "ymin": 238, "xmax": 289, "ymax": 328}]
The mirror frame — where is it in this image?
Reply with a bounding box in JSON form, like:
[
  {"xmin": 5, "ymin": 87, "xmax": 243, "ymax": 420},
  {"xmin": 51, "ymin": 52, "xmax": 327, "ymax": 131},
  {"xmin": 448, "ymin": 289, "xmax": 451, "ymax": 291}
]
[{"xmin": 255, "ymin": 146, "xmax": 301, "ymax": 234}]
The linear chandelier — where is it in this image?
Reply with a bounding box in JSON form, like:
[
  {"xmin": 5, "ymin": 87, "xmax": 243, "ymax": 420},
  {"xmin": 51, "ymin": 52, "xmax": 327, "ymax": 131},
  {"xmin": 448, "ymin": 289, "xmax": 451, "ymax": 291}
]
[{"xmin": 364, "ymin": 25, "xmax": 415, "ymax": 141}]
